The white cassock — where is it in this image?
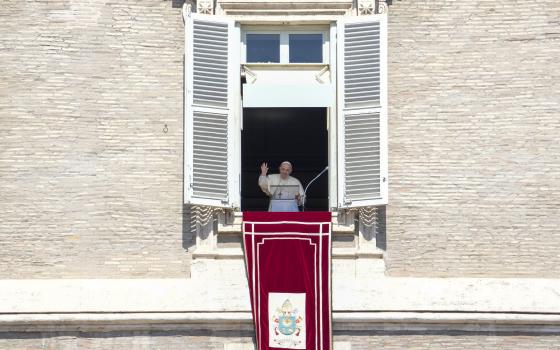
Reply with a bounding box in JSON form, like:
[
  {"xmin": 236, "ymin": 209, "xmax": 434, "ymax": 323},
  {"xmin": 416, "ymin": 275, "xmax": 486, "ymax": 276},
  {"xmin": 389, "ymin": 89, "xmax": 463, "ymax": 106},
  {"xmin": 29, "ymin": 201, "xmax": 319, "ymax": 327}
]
[{"xmin": 258, "ymin": 174, "xmax": 305, "ymax": 212}]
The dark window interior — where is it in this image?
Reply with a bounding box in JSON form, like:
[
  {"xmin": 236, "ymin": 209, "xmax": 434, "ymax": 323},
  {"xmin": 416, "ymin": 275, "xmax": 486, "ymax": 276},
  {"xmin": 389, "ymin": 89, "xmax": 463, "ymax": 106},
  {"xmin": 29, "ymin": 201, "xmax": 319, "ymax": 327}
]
[
  {"xmin": 246, "ymin": 34, "xmax": 280, "ymax": 63},
  {"xmin": 241, "ymin": 107, "xmax": 328, "ymax": 211},
  {"xmin": 289, "ymin": 34, "xmax": 323, "ymax": 63}
]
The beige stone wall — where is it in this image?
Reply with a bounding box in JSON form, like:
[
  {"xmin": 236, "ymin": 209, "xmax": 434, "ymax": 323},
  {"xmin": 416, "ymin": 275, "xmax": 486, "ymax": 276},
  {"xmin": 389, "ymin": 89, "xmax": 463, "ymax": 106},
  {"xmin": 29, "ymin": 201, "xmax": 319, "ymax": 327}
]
[
  {"xmin": 338, "ymin": 334, "xmax": 560, "ymax": 350},
  {"xmin": 2, "ymin": 332, "xmax": 560, "ymax": 350},
  {"xmin": 0, "ymin": 332, "xmax": 252, "ymax": 350},
  {"xmin": 385, "ymin": 0, "xmax": 560, "ymax": 276},
  {"xmin": 0, "ymin": 0, "xmax": 191, "ymax": 278},
  {"xmin": 0, "ymin": 0, "xmax": 559, "ymax": 279}
]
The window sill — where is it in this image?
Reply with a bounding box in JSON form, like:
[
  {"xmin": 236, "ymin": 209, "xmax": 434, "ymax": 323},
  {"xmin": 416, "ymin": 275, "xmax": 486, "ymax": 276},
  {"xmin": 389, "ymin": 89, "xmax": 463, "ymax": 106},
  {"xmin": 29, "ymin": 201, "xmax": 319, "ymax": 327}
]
[
  {"xmin": 242, "ymin": 62, "xmax": 329, "ymax": 68},
  {"xmin": 192, "ymin": 247, "xmax": 383, "ymax": 260}
]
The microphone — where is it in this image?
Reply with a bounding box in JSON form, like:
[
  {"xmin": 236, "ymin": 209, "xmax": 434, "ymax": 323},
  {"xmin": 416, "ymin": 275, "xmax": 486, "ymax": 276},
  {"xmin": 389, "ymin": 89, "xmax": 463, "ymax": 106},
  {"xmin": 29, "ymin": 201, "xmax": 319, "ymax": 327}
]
[{"xmin": 302, "ymin": 166, "xmax": 329, "ymax": 212}]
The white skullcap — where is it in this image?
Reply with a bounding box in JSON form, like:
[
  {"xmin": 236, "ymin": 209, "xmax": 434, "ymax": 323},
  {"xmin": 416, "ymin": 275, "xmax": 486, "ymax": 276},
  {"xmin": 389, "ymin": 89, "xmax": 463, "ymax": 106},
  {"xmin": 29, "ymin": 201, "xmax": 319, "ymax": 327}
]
[{"xmin": 280, "ymin": 161, "xmax": 293, "ymax": 168}]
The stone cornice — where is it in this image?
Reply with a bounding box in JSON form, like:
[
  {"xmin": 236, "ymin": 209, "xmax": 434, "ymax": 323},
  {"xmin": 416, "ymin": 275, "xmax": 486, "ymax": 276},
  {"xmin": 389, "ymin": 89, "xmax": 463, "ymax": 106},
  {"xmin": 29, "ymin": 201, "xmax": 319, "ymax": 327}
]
[
  {"xmin": 217, "ymin": 0, "xmax": 353, "ymax": 16},
  {"xmin": 203, "ymin": 0, "xmax": 394, "ymax": 16},
  {"xmin": 2, "ymin": 312, "xmax": 560, "ymax": 333},
  {"xmin": 2, "ymin": 277, "xmax": 560, "ymax": 314}
]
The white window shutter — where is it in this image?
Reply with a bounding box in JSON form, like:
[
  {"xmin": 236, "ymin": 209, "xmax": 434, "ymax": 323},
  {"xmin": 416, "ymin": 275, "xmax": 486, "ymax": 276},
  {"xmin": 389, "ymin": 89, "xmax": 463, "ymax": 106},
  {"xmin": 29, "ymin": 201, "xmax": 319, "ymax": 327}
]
[
  {"xmin": 184, "ymin": 14, "xmax": 240, "ymax": 207},
  {"xmin": 337, "ymin": 15, "xmax": 388, "ymax": 208}
]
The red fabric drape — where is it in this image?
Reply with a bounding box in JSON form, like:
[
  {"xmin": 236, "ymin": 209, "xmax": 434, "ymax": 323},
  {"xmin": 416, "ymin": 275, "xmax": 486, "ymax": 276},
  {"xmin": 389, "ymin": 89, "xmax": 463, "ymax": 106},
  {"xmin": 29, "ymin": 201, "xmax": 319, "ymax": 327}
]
[{"xmin": 243, "ymin": 212, "xmax": 332, "ymax": 350}]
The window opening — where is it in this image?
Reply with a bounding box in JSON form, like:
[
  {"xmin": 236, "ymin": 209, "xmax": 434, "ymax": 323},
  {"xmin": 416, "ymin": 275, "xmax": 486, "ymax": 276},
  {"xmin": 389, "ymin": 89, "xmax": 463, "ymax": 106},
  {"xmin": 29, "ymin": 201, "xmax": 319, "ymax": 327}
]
[
  {"xmin": 241, "ymin": 107, "xmax": 329, "ymax": 211},
  {"xmin": 289, "ymin": 34, "xmax": 323, "ymax": 63},
  {"xmin": 246, "ymin": 33, "xmax": 280, "ymax": 63}
]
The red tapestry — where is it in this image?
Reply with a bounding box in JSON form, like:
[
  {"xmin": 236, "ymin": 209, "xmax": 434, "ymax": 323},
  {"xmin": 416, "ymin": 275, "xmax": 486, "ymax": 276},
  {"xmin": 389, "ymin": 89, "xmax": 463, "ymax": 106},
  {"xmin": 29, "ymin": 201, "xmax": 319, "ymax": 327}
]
[{"xmin": 243, "ymin": 212, "xmax": 332, "ymax": 350}]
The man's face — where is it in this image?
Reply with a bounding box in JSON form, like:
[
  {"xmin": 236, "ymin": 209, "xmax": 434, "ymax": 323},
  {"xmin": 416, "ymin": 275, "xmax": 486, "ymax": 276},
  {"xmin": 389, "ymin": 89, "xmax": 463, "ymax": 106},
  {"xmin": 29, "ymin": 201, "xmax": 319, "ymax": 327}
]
[{"xmin": 279, "ymin": 164, "xmax": 292, "ymax": 179}]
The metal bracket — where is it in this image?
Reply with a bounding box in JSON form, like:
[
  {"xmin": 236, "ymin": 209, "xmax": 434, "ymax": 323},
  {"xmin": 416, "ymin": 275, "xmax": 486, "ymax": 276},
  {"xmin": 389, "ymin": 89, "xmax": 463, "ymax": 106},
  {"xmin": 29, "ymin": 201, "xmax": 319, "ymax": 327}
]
[
  {"xmin": 315, "ymin": 65, "xmax": 330, "ymax": 84},
  {"xmin": 242, "ymin": 65, "xmax": 258, "ymax": 84}
]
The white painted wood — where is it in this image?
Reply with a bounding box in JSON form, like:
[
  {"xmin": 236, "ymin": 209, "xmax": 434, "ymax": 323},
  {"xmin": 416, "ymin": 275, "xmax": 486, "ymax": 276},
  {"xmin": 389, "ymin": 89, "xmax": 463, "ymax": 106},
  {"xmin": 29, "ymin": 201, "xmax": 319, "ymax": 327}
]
[
  {"xmin": 231, "ymin": 22, "xmax": 242, "ymax": 209},
  {"xmin": 241, "ymin": 25, "xmax": 330, "ymax": 64},
  {"xmin": 328, "ymin": 20, "xmax": 338, "ymax": 210},
  {"xmin": 242, "ymin": 63, "xmax": 332, "ymax": 84},
  {"xmin": 184, "ymin": 13, "xmax": 240, "ymax": 207},
  {"xmin": 336, "ymin": 15, "xmax": 388, "ymax": 208},
  {"xmin": 243, "ymin": 84, "xmax": 334, "ymax": 107}
]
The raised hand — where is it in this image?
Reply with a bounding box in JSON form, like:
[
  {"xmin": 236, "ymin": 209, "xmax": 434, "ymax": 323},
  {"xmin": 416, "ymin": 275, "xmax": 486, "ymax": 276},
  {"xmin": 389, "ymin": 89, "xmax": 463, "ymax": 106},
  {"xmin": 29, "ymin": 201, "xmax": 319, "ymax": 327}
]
[{"xmin": 260, "ymin": 162, "xmax": 269, "ymax": 176}]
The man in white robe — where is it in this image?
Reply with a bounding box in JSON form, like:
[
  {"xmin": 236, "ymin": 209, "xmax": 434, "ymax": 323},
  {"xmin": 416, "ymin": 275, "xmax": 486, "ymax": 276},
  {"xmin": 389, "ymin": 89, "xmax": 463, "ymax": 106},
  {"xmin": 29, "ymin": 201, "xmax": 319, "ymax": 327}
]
[{"xmin": 258, "ymin": 161, "xmax": 305, "ymax": 212}]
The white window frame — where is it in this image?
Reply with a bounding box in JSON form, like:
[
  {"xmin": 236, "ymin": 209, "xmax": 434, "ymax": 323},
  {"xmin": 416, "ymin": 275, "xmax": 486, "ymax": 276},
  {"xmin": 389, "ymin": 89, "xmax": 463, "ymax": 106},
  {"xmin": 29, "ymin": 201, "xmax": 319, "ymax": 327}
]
[
  {"xmin": 183, "ymin": 15, "xmax": 387, "ymax": 211},
  {"xmin": 241, "ymin": 25, "xmax": 330, "ymax": 64}
]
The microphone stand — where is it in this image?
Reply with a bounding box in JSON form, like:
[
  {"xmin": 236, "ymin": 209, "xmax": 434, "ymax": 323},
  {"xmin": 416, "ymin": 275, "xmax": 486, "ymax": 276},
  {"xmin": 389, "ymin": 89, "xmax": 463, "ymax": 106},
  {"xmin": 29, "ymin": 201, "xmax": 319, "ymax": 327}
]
[{"xmin": 302, "ymin": 166, "xmax": 328, "ymax": 212}]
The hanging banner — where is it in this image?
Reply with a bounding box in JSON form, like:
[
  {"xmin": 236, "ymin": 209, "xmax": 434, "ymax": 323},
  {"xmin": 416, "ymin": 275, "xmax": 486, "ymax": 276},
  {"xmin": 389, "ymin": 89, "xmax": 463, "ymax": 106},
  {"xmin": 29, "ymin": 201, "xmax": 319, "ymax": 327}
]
[{"xmin": 243, "ymin": 212, "xmax": 332, "ymax": 350}]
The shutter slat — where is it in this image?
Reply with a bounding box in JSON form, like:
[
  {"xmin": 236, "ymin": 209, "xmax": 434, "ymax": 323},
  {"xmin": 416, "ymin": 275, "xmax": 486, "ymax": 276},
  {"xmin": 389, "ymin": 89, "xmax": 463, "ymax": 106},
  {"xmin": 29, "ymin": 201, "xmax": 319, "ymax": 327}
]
[
  {"xmin": 344, "ymin": 75, "xmax": 380, "ymax": 84},
  {"xmin": 194, "ymin": 61, "xmax": 228, "ymax": 70},
  {"xmin": 343, "ymin": 21, "xmax": 381, "ymax": 110},
  {"xmin": 338, "ymin": 17, "xmax": 386, "ymax": 206},
  {"xmin": 192, "ymin": 18, "xmax": 229, "ymax": 108},
  {"xmin": 346, "ymin": 82, "xmax": 381, "ymax": 91},
  {"xmin": 193, "ymin": 87, "xmax": 228, "ymax": 96},
  {"xmin": 193, "ymin": 24, "xmax": 228, "ymax": 33},
  {"xmin": 345, "ymin": 67, "xmax": 381, "ymax": 76},
  {"xmin": 345, "ymin": 54, "xmax": 381, "ymax": 62},
  {"xmin": 186, "ymin": 15, "xmax": 235, "ymax": 207},
  {"xmin": 344, "ymin": 60, "xmax": 381, "ymax": 69},
  {"xmin": 193, "ymin": 54, "xmax": 228, "ymax": 64},
  {"xmin": 344, "ymin": 107, "xmax": 381, "ymax": 199},
  {"xmin": 192, "ymin": 109, "xmax": 229, "ymax": 201},
  {"xmin": 345, "ymin": 141, "xmax": 381, "ymax": 149}
]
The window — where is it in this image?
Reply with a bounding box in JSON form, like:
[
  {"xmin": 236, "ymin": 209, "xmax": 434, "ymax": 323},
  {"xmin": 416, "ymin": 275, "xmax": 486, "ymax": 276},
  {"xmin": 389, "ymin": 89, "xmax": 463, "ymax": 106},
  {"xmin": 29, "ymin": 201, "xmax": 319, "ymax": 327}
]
[
  {"xmin": 246, "ymin": 34, "xmax": 280, "ymax": 63},
  {"xmin": 289, "ymin": 34, "xmax": 323, "ymax": 63},
  {"xmin": 241, "ymin": 108, "xmax": 329, "ymax": 211},
  {"xmin": 242, "ymin": 27, "xmax": 328, "ymax": 64},
  {"xmin": 184, "ymin": 15, "xmax": 388, "ymax": 210}
]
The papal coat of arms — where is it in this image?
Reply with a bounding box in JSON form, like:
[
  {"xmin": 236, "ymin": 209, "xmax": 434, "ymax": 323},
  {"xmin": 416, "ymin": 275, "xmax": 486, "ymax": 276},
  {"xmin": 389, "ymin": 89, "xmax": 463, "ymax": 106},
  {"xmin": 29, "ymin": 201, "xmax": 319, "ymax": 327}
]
[
  {"xmin": 274, "ymin": 299, "xmax": 303, "ymax": 336},
  {"xmin": 268, "ymin": 292, "xmax": 306, "ymax": 349}
]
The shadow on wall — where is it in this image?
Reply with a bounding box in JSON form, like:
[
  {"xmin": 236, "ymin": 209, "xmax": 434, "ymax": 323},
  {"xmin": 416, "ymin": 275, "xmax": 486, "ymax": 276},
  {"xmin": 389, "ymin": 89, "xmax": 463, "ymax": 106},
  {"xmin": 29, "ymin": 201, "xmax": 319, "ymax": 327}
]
[
  {"xmin": 376, "ymin": 206, "xmax": 387, "ymax": 251},
  {"xmin": 181, "ymin": 204, "xmax": 388, "ymax": 252},
  {"xmin": 182, "ymin": 204, "xmax": 197, "ymax": 251},
  {"xmin": 181, "ymin": 205, "xmax": 218, "ymax": 252},
  {"xmin": 170, "ymin": 0, "xmax": 186, "ymax": 8}
]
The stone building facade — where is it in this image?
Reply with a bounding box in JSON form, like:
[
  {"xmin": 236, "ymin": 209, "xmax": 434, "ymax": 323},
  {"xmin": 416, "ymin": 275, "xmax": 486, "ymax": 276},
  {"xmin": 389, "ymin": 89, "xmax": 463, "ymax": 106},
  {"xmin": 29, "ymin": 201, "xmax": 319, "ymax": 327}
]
[{"xmin": 1, "ymin": 0, "xmax": 559, "ymax": 349}]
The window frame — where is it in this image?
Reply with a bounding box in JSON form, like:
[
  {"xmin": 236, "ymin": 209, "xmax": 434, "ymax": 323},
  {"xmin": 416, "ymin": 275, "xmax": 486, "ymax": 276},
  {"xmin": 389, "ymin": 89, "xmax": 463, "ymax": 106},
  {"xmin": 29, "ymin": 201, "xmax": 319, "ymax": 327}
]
[
  {"xmin": 183, "ymin": 16, "xmax": 388, "ymax": 211},
  {"xmin": 241, "ymin": 25, "xmax": 330, "ymax": 64},
  {"xmin": 244, "ymin": 33, "xmax": 282, "ymax": 63}
]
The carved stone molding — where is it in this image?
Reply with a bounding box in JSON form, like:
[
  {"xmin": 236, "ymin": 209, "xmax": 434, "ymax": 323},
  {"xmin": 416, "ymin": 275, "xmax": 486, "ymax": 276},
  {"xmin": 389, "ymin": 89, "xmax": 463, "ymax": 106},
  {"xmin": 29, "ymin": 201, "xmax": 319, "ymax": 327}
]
[
  {"xmin": 376, "ymin": 0, "xmax": 389, "ymax": 14},
  {"xmin": 358, "ymin": 0, "xmax": 393, "ymax": 15},
  {"xmin": 195, "ymin": 0, "xmax": 394, "ymax": 17},
  {"xmin": 216, "ymin": 0, "xmax": 353, "ymax": 16},
  {"xmin": 358, "ymin": 0, "xmax": 375, "ymax": 15},
  {"xmin": 197, "ymin": 0, "xmax": 214, "ymax": 14}
]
